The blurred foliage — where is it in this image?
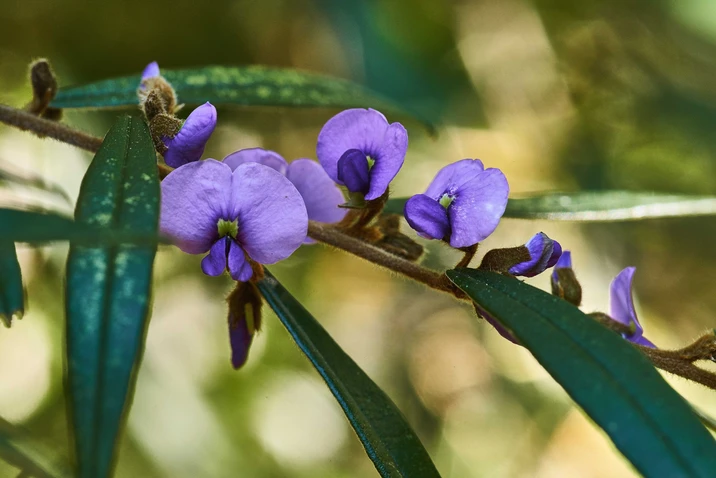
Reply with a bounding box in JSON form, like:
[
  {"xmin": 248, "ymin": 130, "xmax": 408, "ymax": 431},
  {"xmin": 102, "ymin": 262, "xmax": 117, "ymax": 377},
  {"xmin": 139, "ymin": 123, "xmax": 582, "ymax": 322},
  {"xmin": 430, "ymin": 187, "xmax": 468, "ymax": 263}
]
[{"xmin": 2, "ymin": 0, "xmax": 716, "ymax": 476}]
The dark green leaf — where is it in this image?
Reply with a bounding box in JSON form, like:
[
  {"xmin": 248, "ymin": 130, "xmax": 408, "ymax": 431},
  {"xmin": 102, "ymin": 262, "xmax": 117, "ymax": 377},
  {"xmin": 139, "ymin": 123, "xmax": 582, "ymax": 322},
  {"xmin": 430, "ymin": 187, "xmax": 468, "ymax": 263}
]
[
  {"xmin": 447, "ymin": 269, "xmax": 716, "ymax": 477},
  {"xmin": 51, "ymin": 66, "xmax": 435, "ymax": 133},
  {"xmin": 0, "ymin": 418, "xmax": 72, "ymax": 478},
  {"xmin": 65, "ymin": 116, "xmax": 159, "ymax": 478},
  {"xmin": 257, "ymin": 270, "xmax": 440, "ymax": 478},
  {"xmin": 0, "ymin": 208, "xmax": 164, "ymax": 246},
  {"xmin": 0, "ymin": 242, "xmax": 23, "ymax": 327},
  {"xmin": 384, "ymin": 191, "xmax": 716, "ymax": 221}
]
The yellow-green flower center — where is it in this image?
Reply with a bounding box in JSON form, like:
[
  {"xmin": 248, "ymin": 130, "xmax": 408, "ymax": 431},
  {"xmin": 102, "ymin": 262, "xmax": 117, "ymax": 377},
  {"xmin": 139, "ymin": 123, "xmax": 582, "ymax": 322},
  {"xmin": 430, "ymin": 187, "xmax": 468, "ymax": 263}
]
[
  {"xmin": 217, "ymin": 218, "xmax": 239, "ymax": 238},
  {"xmin": 366, "ymin": 155, "xmax": 375, "ymax": 170},
  {"xmin": 439, "ymin": 193, "xmax": 454, "ymax": 209}
]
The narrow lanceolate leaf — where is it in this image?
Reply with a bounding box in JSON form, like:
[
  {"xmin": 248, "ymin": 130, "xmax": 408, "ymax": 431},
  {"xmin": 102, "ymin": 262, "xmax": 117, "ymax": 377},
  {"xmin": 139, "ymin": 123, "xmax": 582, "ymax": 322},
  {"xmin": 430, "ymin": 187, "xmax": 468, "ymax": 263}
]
[
  {"xmin": 0, "ymin": 242, "xmax": 23, "ymax": 327},
  {"xmin": 66, "ymin": 116, "xmax": 159, "ymax": 478},
  {"xmin": 51, "ymin": 65, "xmax": 434, "ymax": 132},
  {"xmin": 0, "ymin": 418, "xmax": 72, "ymax": 478},
  {"xmin": 0, "ymin": 209, "xmax": 164, "ymax": 246},
  {"xmin": 447, "ymin": 269, "xmax": 716, "ymax": 477},
  {"xmin": 258, "ymin": 271, "xmax": 440, "ymax": 478},
  {"xmin": 384, "ymin": 191, "xmax": 716, "ymax": 221}
]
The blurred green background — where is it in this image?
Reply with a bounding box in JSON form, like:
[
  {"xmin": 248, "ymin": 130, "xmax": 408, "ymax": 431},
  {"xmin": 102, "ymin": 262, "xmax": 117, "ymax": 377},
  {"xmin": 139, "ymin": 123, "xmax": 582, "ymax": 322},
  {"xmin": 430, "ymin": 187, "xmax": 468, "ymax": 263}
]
[{"xmin": 1, "ymin": 0, "xmax": 716, "ymax": 476}]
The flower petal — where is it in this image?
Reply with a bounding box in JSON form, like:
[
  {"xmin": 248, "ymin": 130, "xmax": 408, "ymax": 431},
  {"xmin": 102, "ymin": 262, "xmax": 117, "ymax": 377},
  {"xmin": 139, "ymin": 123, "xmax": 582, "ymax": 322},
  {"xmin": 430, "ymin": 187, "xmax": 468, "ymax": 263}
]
[
  {"xmin": 553, "ymin": 250, "xmax": 572, "ymax": 270},
  {"xmin": 424, "ymin": 159, "xmax": 485, "ymax": 200},
  {"xmin": 610, "ymin": 267, "xmax": 640, "ymax": 332},
  {"xmin": 509, "ymin": 232, "xmax": 558, "ymax": 277},
  {"xmin": 630, "ymin": 334, "xmax": 656, "ymax": 348},
  {"xmin": 142, "ymin": 61, "xmax": 160, "ymax": 81},
  {"xmin": 228, "ymin": 240, "xmax": 253, "ymax": 282},
  {"xmin": 404, "ymin": 194, "xmax": 450, "ymax": 240},
  {"xmin": 160, "ymin": 159, "xmax": 232, "ymax": 254},
  {"xmin": 316, "ymin": 108, "xmax": 390, "ymax": 184},
  {"xmin": 365, "ymin": 122, "xmax": 408, "ymax": 200},
  {"xmin": 547, "ymin": 240, "xmax": 563, "ymax": 268},
  {"xmin": 163, "ymin": 102, "xmax": 217, "ymax": 168},
  {"xmin": 229, "ymin": 163, "xmax": 308, "ymax": 264},
  {"xmin": 222, "ymin": 148, "xmax": 288, "ymax": 174},
  {"xmin": 447, "ymin": 168, "xmax": 509, "ymax": 248},
  {"xmin": 337, "ymin": 149, "xmax": 370, "ymax": 194},
  {"xmin": 475, "ymin": 305, "xmax": 519, "ymax": 344},
  {"xmin": 201, "ymin": 238, "xmax": 227, "ymax": 276},
  {"xmin": 286, "ymin": 159, "xmax": 346, "ymax": 225},
  {"xmin": 228, "ymin": 313, "xmax": 253, "ymax": 369}
]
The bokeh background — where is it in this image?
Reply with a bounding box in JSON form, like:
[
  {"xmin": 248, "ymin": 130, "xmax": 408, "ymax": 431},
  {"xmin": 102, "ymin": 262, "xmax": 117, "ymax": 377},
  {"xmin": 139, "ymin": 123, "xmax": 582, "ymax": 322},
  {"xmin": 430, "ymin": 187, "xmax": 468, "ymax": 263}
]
[{"xmin": 1, "ymin": 0, "xmax": 716, "ymax": 476}]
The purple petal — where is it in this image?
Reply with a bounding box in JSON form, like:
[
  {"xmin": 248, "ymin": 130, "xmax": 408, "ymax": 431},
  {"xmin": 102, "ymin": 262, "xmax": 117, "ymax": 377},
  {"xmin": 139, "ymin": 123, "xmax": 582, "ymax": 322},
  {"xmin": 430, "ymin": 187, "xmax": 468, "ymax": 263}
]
[
  {"xmin": 365, "ymin": 122, "xmax": 408, "ymax": 200},
  {"xmin": 160, "ymin": 159, "xmax": 231, "ymax": 254},
  {"xmin": 424, "ymin": 159, "xmax": 485, "ymax": 200},
  {"xmin": 404, "ymin": 194, "xmax": 450, "ymax": 240},
  {"xmin": 447, "ymin": 168, "xmax": 509, "ymax": 248},
  {"xmin": 317, "ymin": 108, "xmax": 388, "ymax": 183},
  {"xmin": 228, "ymin": 163, "xmax": 308, "ymax": 264},
  {"xmin": 475, "ymin": 305, "xmax": 519, "ymax": 344},
  {"xmin": 630, "ymin": 334, "xmax": 656, "ymax": 348},
  {"xmin": 286, "ymin": 159, "xmax": 346, "ymax": 226},
  {"xmin": 509, "ymin": 232, "xmax": 558, "ymax": 277},
  {"xmin": 222, "ymin": 148, "xmax": 288, "ymax": 174},
  {"xmin": 610, "ymin": 267, "xmax": 642, "ymax": 334},
  {"xmin": 228, "ymin": 241, "xmax": 253, "ymax": 282},
  {"xmin": 142, "ymin": 61, "xmax": 160, "ymax": 81},
  {"xmin": 201, "ymin": 238, "xmax": 228, "ymax": 276},
  {"xmin": 228, "ymin": 313, "xmax": 254, "ymax": 369},
  {"xmin": 547, "ymin": 240, "xmax": 563, "ymax": 268},
  {"xmin": 163, "ymin": 102, "xmax": 217, "ymax": 168},
  {"xmin": 337, "ymin": 149, "xmax": 370, "ymax": 194}
]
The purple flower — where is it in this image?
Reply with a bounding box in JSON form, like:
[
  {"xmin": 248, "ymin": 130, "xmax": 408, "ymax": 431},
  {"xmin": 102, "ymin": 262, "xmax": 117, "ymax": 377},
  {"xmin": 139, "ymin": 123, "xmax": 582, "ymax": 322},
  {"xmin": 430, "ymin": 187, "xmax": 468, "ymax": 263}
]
[
  {"xmin": 610, "ymin": 267, "xmax": 656, "ymax": 348},
  {"xmin": 509, "ymin": 232, "xmax": 562, "ymax": 277},
  {"xmin": 223, "ymin": 148, "xmax": 346, "ymax": 232},
  {"xmin": 404, "ymin": 159, "xmax": 509, "ymax": 248},
  {"xmin": 141, "ymin": 61, "xmax": 160, "ymax": 81},
  {"xmin": 163, "ymin": 102, "xmax": 217, "ymax": 168},
  {"xmin": 229, "ymin": 313, "xmax": 256, "ymax": 369},
  {"xmin": 160, "ymin": 160, "xmax": 308, "ymax": 281},
  {"xmin": 317, "ymin": 108, "xmax": 408, "ymax": 200}
]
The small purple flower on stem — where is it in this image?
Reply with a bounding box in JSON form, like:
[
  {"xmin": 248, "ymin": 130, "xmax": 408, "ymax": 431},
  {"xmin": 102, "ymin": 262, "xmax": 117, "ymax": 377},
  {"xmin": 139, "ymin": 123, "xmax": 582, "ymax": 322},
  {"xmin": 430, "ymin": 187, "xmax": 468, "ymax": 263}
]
[
  {"xmin": 141, "ymin": 61, "xmax": 160, "ymax": 81},
  {"xmin": 317, "ymin": 108, "xmax": 408, "ymax": 200},
  {"xmin": 509, "ymin": 232, "xmax": 562, "ymax": 277},
  {"xmin": 610, "ymin": 267, "xmax": 656, "ymax": 348},
  {"xmin": 160, "ymin": 160, "xmax": 308, "ymax": 281},
  {"xmin": 163, "ymin": 102, "xmax": 217, "ymax": 168},
  {"xmin": 404, "ymin": 159, "xmax": 509, "ymax": 248},
  {"xmin": 223, "ymin": 148, "xmax": 346, "ymax": 230}
]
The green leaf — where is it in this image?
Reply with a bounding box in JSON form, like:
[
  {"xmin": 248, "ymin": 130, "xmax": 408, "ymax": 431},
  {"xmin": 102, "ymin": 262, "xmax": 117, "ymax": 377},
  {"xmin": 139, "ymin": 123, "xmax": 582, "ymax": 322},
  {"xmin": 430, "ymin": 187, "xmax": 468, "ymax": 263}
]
[
  {"xmin": 65, "ymin": 116, "xmax": 159, "ymax": 478},
  {"xmin": 384, "ymin": 191, "xmax": 716, "ymax": 221},
  {"xmin": 51, "ymin": 65, "xmax": 435, "ymax": 133},
  {"xmin": 0, "ymin": 242, "xmax": 23, "ymax": 327},
  {"xmin": 446, "ymin": 269, "xmax": 716, "ymax": 477},
  {"xmin": 0, "ymin": 418, "xmax": 72, "ymax": 478},
  {"xmin": 0, "ymin": 208, "xmax": 164, "ymax": 246},
  {"xmin": 257, "ymin": 270, "xmax": 440, "ymax": 478}
]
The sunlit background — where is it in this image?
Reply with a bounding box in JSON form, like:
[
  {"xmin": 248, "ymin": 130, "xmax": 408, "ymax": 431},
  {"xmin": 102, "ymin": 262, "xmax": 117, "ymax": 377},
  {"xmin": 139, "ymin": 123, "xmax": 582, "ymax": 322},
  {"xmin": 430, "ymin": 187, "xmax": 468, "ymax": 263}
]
[{"xmin": 2, "ymin": 0, "xmax": 716, "ymax": 476}]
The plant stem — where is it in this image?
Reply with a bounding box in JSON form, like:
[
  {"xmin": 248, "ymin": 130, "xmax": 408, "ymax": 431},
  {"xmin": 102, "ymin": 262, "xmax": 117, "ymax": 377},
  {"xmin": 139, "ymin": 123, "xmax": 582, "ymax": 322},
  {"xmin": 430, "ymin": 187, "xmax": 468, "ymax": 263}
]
[{"xmin": 308, "ymin": 220, "xmax": 465, "ymax": 298}]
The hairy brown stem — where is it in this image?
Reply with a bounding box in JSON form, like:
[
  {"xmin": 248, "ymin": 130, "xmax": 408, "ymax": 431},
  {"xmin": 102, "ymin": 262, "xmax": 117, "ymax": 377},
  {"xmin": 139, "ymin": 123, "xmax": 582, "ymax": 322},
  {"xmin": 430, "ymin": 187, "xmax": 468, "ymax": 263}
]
[
  {"xmin": 637, "ymin": 345, "xmax": 716, "ymax": 390},
  {"xmin": 456, "ymin": 244, "xmax": 478, "ymax": 268},
  {"xmin": 0, "ymin": 103, "xmax": 173, "ymax": 178},
  {"xmin": 308, "ymin": 220, "xmax": 465, "ymax": 298}
]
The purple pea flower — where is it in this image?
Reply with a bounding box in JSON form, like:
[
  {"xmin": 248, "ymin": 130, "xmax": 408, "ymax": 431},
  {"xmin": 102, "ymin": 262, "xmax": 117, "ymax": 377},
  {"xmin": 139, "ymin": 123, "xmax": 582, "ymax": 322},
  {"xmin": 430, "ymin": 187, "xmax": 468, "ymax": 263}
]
[
  {"xmin": 160, "ymin": 160, "xmax": 308, "ymax": 281},
  {"xmin": 223, "ymin": 148, "xmax": 346, "ymax": 231},
  {"xmin": 317, "ymin": 108, "xmax": 408, "ymax": 200},
  {"xmin": 141, "ymin": 61, "xmax": 160, "ymax": 81},
  {"xmin": 509, "ymin": 232, "xmax": 562, "ymax": 277},
  {"xmin": 404, "ymin": 159, "xmax": 509, "ymax": 248},
  {"xmin": 162, "ymin": 102, "xmax": 217, "ymax": 168},
  {"xmin": 610, "ymin": 267, "xmax": 656, "ymax": 348}
]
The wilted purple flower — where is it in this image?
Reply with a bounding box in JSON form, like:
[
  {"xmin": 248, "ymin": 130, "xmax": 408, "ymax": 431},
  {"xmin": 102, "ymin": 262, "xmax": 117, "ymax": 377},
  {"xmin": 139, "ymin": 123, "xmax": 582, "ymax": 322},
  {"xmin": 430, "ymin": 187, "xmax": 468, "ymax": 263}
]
[
  {"xmin": 317, "ymin": 108, "xmax": 408, "ymax": 200},
  {"xmin": 223, "ymin": 148, "xmax": 346, "ymax": 229},
  {"xmin": 163, "ymin": 102, "xmax": 217, "ymax": 168},
  {"xmin": 160, "ymin": 160, "xmax": 308, "ymax": 281},
  {"xmin": 141, "ymin": 61, "xmax": 160, "ymax": 81},
  {"xmin": 404, "ymin": 159, "xmax": 509, "ymax": 248},
  {"xmin": 610, "ymin": 267, "xmax": 656, "ymax": 348},
  {"xmin": 509, "ymin": 232, "xmax": 562, "ymax": 277}
]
